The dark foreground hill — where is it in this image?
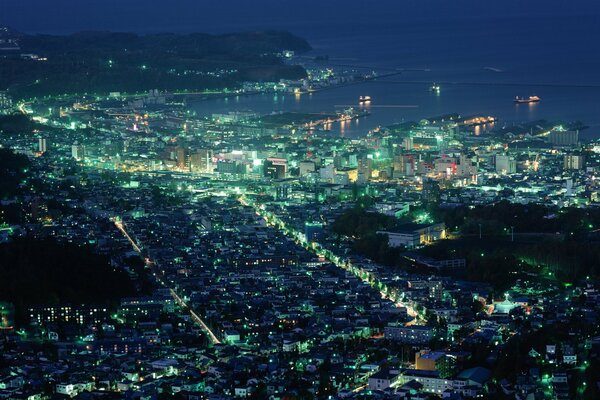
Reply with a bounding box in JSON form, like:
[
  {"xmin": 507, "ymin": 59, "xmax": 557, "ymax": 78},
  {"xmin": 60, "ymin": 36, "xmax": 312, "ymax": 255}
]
[{"xmin": 0, "ymin": 238, "xmax": 137, "ymax": 325}]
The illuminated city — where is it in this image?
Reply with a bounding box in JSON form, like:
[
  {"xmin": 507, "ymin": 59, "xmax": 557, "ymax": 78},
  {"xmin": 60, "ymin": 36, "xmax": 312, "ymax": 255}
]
[{"xmin": 1, "ymin": 1, "xmax": 600, "ymax": 399}]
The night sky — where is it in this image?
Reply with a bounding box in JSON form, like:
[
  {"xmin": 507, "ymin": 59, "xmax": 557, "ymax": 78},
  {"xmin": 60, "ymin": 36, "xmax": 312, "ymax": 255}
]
[{"xmin": 1, "ymin": 0, "xmax": 598, "ymax": 35}]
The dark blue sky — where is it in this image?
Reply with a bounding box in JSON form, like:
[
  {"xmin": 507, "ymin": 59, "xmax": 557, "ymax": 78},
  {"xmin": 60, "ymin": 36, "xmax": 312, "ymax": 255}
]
[{"xmin": 1, "ymin": 0, "xmax": 599, "ymax": 35}]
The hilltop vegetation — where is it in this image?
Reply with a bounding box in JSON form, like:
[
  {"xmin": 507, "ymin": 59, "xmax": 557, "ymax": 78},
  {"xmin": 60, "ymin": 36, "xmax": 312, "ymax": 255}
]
[
  {"xmin": 333, "ymin": 202, "xmax": 600, "ymax": 291},
  {"xmin": 0, "ymin": 238, "xmax": 137, "ymax": 325},
  {"xmin": 0, "ymin": 147, "xmax": 30, "ymax": 199}
]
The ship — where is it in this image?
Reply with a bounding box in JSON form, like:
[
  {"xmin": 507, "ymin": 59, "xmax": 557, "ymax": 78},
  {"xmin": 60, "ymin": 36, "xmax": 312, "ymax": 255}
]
[
  {"xmin": 430, "ymin": 83, "xmax": 441, "ymax": 93},
  {"xmin": 514, "ymin": 95, "xmax": 540, "ymax": 104},
  {"xmin": 359, "ymin": 95, "xmax": 371, "ymax": 103}
]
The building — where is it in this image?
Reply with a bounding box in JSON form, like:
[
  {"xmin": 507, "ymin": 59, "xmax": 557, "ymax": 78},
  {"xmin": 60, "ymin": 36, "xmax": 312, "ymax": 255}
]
[
  {"xmin": 38, "ymin": 137, "xmax": 47, "ymax": 153},
  {"xmin": 428, "ymin": 280, "xmax": 443, "ymax": 300},
  {"xmin": 264, "ymin": 158, "xmax": 287, "ymax": 179},
  {"xmin": 0, "ymin": 91, "xmax": 12, "ymax": 114},
  {"xmin": 415, "ymin": 351, "xmax": 456, "ymax": 378},
  {"xmin": 395, "ymin": 369, "xmax": 453, "ymax": 394},
  {"xmin": 298, "ymin": 161, "xmax": 316, "ymax": 176},
  {"xmin": 368, "ymin": 370, "xmax": 400, "ymax": 391},
  {"xmin": 0, "ymin": 302, "xmax": 14, "ymax": 331},
  {"xmin": 118, "ymin": 303, "xmax": 163, "ymax": 321},
  {"xmin": 120, "ymin": 296, "xmax": 176, "ymax": 313},
  {"xmin": 393, "ymin": 154, "xmax": 416, "ymax": 177},
  {"xmin": 432, "ymin": 154, "xmax": 475, "ymax": 178},
  {"xmin": 71, "ymin": 143, "xmax": 85, "ymax": 160},
  {"xmin": 564, "ymin": 154, "xmax": 585, "ymax": 170},
  {"xmin": 176, "ymin": 147, "xmax": 188, "ymax": 169},
  {"xmin": 421, "ymin": 178, "xmax": 440, "ymax": 203},
  {"xmin": 384, "ymin": 324, "xmax": 434, "ymax": 344},
  {"xmin": 395, "ymin": 367, "xmax": 489, "ymax": 396},
  {"xmin": 233, "ymin": 256, "xmax": 298, "ymax": 269},
  {"xmin": 304, "ymin": 222, "xmax": 324, "ymax": 242},
  {"xmin": 272, "ymin": 179, "xmax": 293, "ymax": 200},
  {"xmin": 319, "ymin": 164, "xmax": 335, "ymax": 182},
  {"xmin": 190, "ymin": 149, "xmax": 213, "ymax": 173},
  {"xmin": 549, "ymin": 129, "xmax": 578, "ymax": 147},
  {"xmin": 495, "ymin": 154, "xmax": 516, "ymax": 174},
  {"xmin": 216, "ymin": 160, "xmax": 246, "ymax": 175},
  {"xmin": 378, "ymin": 222, "xmax": 446, "ymax": 248},
  {"xmin": 29, "ymin": 305, "xmax": 109, "ymax": 326}
]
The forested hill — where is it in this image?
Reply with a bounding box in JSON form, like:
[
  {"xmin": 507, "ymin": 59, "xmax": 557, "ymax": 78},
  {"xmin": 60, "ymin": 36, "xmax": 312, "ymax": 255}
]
[{"xmin": 0, "ymin": 29, "xmax": 311, "ymax": 98}]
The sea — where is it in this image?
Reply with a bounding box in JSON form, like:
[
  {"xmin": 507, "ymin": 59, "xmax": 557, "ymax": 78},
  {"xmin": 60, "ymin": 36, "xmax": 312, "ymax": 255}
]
[
  {"xmin": 188, "ymin": 14, "xmax": 600, "ymax": 139},
  {"xmin": 5, "ymin": 0, "xmax": 600, "ymax": 138}
]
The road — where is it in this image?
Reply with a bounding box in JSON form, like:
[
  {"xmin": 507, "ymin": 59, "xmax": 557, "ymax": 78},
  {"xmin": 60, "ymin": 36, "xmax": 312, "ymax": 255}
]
[
  {"xmin": 238, "ymin": 195, "xmax": 423, "ymax": 323},
  {"xmin": 112, "ymin": 217, "xmax": 222, "ymax": 345}
]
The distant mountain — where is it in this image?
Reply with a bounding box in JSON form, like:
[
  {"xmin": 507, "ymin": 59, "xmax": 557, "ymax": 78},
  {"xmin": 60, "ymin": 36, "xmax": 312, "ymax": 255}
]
[
  {"xmin": 0, "ymin": 26, "xmax": 23, "ymax": 38},
  {"xmin": 0, "ymin": 26, "xmax": 22, "ymax": 51},
  {"xmin": 18, "ymin": 29, "xmax": 311, "ymax": 55},
  {"xmin": 0, "ymin": 29, "xmax": 311, "ymax": 97}
]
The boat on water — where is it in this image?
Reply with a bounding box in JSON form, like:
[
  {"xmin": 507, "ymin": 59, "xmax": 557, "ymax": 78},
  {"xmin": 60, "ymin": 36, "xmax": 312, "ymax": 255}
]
[
  {"xmin": 430, "ymin": 83, "xmax": 441, "ymax": 93},
  {"xmin": 514, "ymin": 95, "xmax": 540, "ymax": 104},
  {"xmin": 359, "ymin": 95, "xmax": 371, "ymax": 103}
]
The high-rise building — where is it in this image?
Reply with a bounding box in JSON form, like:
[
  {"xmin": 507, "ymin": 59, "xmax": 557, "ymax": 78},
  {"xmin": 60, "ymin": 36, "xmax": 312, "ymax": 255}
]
[
  {"xmin": 216, "ymin": 160, "xmax": 246, "ymax": 175},
  {"xmin": 71, "ymin": 143, "xmax": 85, "ymax": 160},
  {"xmin": 0, "ymin": 91, "xmax": 12, "ymax": 115},
  {"xmin": 273, "ymin": 180, "xmax": 292, "ymax": 201},
  {"xmin": 0, "ymin": 302, "xmax": 14, "ymax": 331},
  {"xmin": 38, "ymin": 137, "xmax": 47, "ymax": 153},
  {"xmin": 564, "ymin": 154, "xmax": 585, "ymax": 170},
  {"xmin": 393, "ymin": 154, "xmax": 415, "ymax": 177},
  {"xmin": 299, "ymin": 161, "xmax": 316, "ymax": 176},
  {"xmin": 264, "ymin": 158, "xmax": 287, "ymax": 179},
  {"xmin": 422, "ymin": 178, "xmax": 441, "ymax": 204},
  {"xmin": 319, "ymin": 164, "xmax": 335, "ymax": 182},
  {"xmin": 190, "ymin": 149, "xmax": 213, "ymax": 173},
  {"xmin": 176, "ymin": 146, "xmax": 188, "ymax": 170},
  {"xmin": 495, "ymin": 154, "xmax": 516, "ymax": 174},
  {"xmin": 358, "ymin": 157, "xmax": 373, "ymax": 180}
]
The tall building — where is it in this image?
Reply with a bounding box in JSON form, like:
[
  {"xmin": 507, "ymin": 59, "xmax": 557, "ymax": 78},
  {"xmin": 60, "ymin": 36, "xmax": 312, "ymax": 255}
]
[
  {"xmin": 273, "ymin": 180, "xmax": 292, "ymax": 201},
  {"xmin": 299, "ymin": 161, "xmax": 316, "ymax": 176},
  {"xmin": 319, "ymin": 164, "xmax": 335, "ymax": 182},
  {"xmin": 393, "ymin": 154, "xmax": 415, "ymax": 177},
  {"xmin": 176, "ymin": 146, "xmax": 188, "ymax": 170},
  {"xmin": 264, "ymin": 158, "xmax": 287, "ymax": 179},
  {"xmin": 216, "ymin": 160, "xmax": 246, "ymax": 175},
  {"xmin": 0, "ymin": 302, "xmax": 14, "ymax": 331},
  {"xmin": 456, "ymin": 154, "xmax": 477, "ymax": 177},
  {"xmin": 38, "ymin": 137, "xmax": 47, "ymax": 153},
  {"xmin": 564, "ymin": 154, "xmax": 585, "ymax": 170},
  {"xmin": 495, "ymin": 154, "xmax": 516, "ymax": 174},
  {"xmin": 71, "ymin": 143, "xmax": 85, "ymax": 160},
  {"xmin": 422, "ymin": 178, "xmax": 440, "ymax": 204},
  {"xmin": 190, "ymin": 149, "xmax": 213, "ymax": 173},
  {"xmin": 358, "ymin": 157, "xmax": 373, "ymax": 180},
  {"xmin": 434, "ymin": 156, "xmax": 457, "ymax": 177},
  {"xmin": 0, "ymin": 91, "xmax": 12, "ymax": 114}
]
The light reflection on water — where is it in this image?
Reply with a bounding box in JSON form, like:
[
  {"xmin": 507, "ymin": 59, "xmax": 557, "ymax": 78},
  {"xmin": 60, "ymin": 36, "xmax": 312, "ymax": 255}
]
[{"xmin": 192, "ymin": 78, "xmax": 600, "ymax": 138}]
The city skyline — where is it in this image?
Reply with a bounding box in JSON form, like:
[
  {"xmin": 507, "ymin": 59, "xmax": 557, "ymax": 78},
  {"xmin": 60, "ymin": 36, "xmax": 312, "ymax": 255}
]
[{"xmin": 1, "ymin": 2, "xmax": 600, "ymax": 400}]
